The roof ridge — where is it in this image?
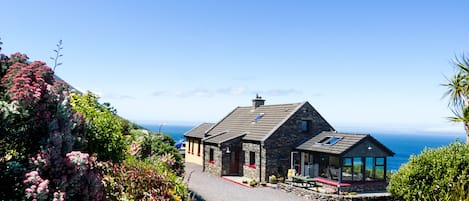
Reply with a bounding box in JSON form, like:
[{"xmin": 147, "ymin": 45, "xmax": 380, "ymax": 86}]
[
  {"xmin": 237, "ymin": 102, "xmax": 303, "ymax": 108},
  {"xmin": 261, "ymin": 101, "xmax": 307, "ymax": 142}
]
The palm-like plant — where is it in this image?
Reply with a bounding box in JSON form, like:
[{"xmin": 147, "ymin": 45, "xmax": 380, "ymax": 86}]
[{"xmin": 443, "ymin": 55, "xmax": 469, "ymax": 144}]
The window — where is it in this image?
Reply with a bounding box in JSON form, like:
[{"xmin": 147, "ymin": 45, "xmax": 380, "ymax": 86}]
[
  {"xmin": 318, "ymin": 137, "xmax": 331, "ymax": 144},
  {"xmin": 301, "ymin": 120, "xmax": 311, "ymax": 132},
  {"xmin": 252, "ymin": 113, "xmax": 265, "ymax": 123},
  {"xmin": 375, "ymin": 157, "xmax": 385, "ymax": 180},
  {"xmin": 197, "ymin": 139, "xmax": 201, "ymax": 156},
  {"xmin": 249, "ymin": 151, "xmax": 256, "ymax": 168},
  {"xmin": 327, "ymin": 137, "xmax": 342, "ymax": 145},
  {"xmin": 187, "ymin": 138, "xmax": 191, "ymax": 153},
  {"xmin": 191, "ymin": 138, "xmax": 194, "ymax": 154},
  {"xmin": 317, "ymin": 136, "xmax": 343, "ymax": 145},
  {"xmin": 343, "ymin": 157, "xmax": 385, "ymax": 182},
  {"xmin": 329, "ymin": 156, "xmax": 340, "ymax": 180},
  {"xmin": 365, "ymin": 157, "xmax": 374, "ymax": 181},
  {"xmin": 353, "ymin": 157, "xmax": 363, "ymax": 181},
  {"xmin": 209, "ymin": 148, "xmax": 214, "ymax": 163},
  {"xmin": 342, "ymin": 158, "xmax": 353, "ymax": 181}
]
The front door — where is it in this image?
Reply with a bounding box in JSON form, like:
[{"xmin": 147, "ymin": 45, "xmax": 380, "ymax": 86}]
[{"xmin": 229, "ymin": 150, "xmax": 240, "ymax": 175}]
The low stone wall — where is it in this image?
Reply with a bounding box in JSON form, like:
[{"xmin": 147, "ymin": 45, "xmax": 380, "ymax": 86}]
[
  {"xmin": 315, "ymin": 181, "xmax": 388, "ymax": 193},
  {"xmin": 277, "ymin": 183, "xmax": 395, "ymax": 201}
]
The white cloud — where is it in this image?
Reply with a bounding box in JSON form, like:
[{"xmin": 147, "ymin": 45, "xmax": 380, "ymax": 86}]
[
  {"xmin": 217, "ymin": 86, "xmax": 249, "ymax": 95},
  {"xmin": 152, "ymin": 87, "xmax": 305, "ymax": 98}
]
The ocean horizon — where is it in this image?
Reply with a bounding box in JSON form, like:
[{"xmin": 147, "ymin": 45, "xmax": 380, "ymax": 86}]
[{"xmin": 141, "ymin": 124, "xmax": 465, "ymax": 171}]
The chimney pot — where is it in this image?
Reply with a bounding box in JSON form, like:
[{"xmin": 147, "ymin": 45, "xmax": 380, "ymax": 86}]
[{"xmin": 252, "ymin": 94, "xmax": 265, "ymax": 108}]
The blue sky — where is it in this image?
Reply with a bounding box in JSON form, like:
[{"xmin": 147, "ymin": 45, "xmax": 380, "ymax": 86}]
[{"xmin": 1, "ymin": 1, "xmax": 469, "ymax": 133}]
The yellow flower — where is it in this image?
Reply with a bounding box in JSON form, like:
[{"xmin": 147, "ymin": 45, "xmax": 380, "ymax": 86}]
[
  {"xmin": 168, "ymin": 188, "xmax": 175, "ymax": 195},
  {"xmin": 173, "ymin": 195, "xmax": 181, "ymax": 201}
]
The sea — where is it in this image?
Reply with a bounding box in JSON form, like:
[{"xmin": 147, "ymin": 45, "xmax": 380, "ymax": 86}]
[{"xmin": 141, "ymin": 124, "xmax": 465, "ymax": 172}]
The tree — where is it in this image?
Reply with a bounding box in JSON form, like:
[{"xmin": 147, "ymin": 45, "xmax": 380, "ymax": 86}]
[{"xmin": 443, "ymin": 55, "xmax": 469, "ymax": 144}]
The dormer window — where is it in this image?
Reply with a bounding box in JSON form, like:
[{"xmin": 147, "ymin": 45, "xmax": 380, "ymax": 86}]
[{"xmin": 317, "ymin": 136, "xmax": 343, "ymax": 145}]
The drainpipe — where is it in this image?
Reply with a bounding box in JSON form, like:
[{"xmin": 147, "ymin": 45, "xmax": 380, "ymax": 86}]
[
  {"xmin": 259, "ymin": 142, "xmax": 263, "ymax": 182},
  {"xmin": 338, "ymin": 160, "xmax": 342, "ymax": 195},
  {"xmin": 202, "ymin": 142, "xmax": 205, "ymax": 172}
]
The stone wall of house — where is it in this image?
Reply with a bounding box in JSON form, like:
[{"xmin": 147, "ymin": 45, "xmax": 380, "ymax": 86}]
[
  {"xmin": 242, "ymin": 141, "xmax": 263, "ymax": 181},
  {"xmin": 204, "ymin": 144, "xmax": 222, "ymax": 176},
  {"xmin": 264, "ymin": 103, "xmax": 334, "ymax": 179},
  {"xmin": 277, "ymin": 183, "xmax": 394, "ymax": 201}
]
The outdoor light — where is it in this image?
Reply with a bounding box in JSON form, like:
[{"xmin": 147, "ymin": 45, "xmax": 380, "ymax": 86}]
[
  {"xmin": 226, "ymin": 147, "xmax": 231, "ymax": 153},
  {"xmin": 368, "ymin": 145, "xmax": 372, "ymax": 150}
]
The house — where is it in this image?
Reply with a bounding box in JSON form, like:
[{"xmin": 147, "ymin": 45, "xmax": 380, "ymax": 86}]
[
  {"xmin": 185, "ymin": 96, "xmax": 394, "ymax": 192},
  {"xmin": 294, "ymin": 131, "xmax": 395, "ymax": 192},
  {"xmin": 202, "ymin": 95, "xmax": 334, "ymax": 182},
  {"xmin": 184, "ymin": 123, "xmax": 214, "ymax": 166}
]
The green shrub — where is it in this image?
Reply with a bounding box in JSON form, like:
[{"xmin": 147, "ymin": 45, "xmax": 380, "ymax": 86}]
[
  {"xmin": 71, "ymin": 92, "xmax": 127, "ymax": 162},
  {"xmin": 130, "ymin": 129, "xmax": 184, "ymax": 175},
  {"xmin": 388, "ymin": 142, "xmax": 469, "ymax": 201}
]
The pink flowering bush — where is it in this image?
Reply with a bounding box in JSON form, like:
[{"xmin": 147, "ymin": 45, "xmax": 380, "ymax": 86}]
[
  {"xmin": 0, "ymin": 52, "xmax": 99, "ymax": 200},
  {"xmin": 1, "ymin": 50, "xmax": 188, "ymax": 200},
  {"xmin": 23, "ymin": 171, "xmax": 49, "ymax": 200}
]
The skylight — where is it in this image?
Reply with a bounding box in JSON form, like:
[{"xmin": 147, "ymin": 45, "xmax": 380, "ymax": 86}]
[
  {"xmin": 326, "ymin": 137, "xmax": 342, "ymax": 145},
  {"xmin": 252, "ymin": 113, "xmax": 265, "ymax": 123},
  {"xmin": 317, "ymin": 136, "xmax": 343, "ymax": 145}
]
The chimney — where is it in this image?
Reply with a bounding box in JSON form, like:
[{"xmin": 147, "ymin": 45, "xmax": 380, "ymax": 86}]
[{"xmin": 252, "ymin": 94, "xmax": 265, "ymax": 109}]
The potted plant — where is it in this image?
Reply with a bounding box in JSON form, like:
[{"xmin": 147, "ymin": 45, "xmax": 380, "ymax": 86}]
[
  {"xmin": 242, "ymin": 179, "xmax": 248, "ymax": 184},
  {"xmin": 269, "ymin": 175, "xmax": 277, "ymax": 184},
  {"xmin": 249, "ymin": 180, "xmax": 258, "ymax": 187},
  {"xmin": 277, "ymin": 176, "xmax": 285, "ymax": 183}
]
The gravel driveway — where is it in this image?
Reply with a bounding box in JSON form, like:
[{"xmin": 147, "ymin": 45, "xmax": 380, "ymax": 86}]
[{"xmin": 184, "ymin": 163, "xmax": 309, "ymax": 201}]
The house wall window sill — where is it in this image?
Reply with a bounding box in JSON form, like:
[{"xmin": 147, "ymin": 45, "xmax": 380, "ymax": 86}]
[{"xmin": 242, "ymin": 164, "xmax": 256, "ymax": 169}]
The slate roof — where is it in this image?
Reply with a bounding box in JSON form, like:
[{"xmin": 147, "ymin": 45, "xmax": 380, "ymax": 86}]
[
  {"xmin": 204, "ymin": 102, "xmax": 304, "ymax": 143},
  {"xmin": 184, "ymin": 123, "xmax": 215, "ymax": 138},
  {"xmin": 204, "ymin": 132, "xmax": 246, "ymax": 144},
  {"xmin": 296, "ymin": 131, "xmax": 394, "ymax": 156}
]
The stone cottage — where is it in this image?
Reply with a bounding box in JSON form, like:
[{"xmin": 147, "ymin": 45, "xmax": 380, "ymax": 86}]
[{"xmin": 202, "ymin": 96, "xmax": 334, "ymax": 182}]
